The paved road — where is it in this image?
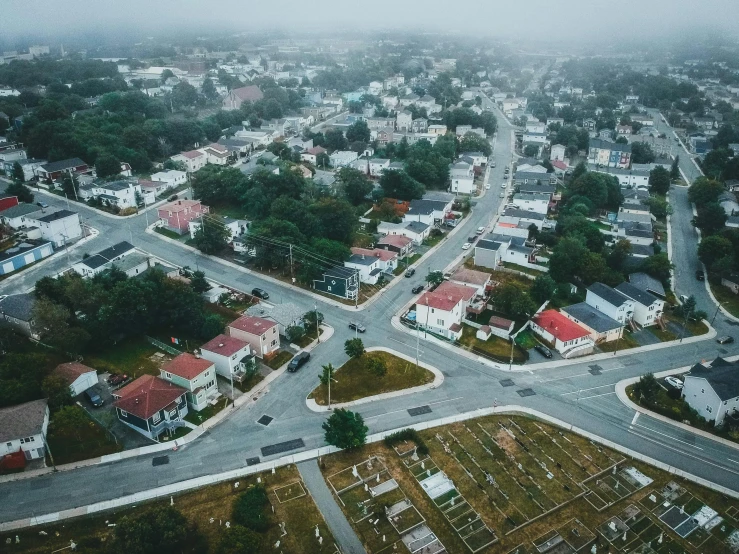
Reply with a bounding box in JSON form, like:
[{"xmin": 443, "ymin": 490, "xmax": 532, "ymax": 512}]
[
  {"xmin": 3, "ymin": 105, "xmax": 739, "ymax": 525},
  {"xmin": 298, "ymin": 460, "xmax": 367, "ymax": 554}
]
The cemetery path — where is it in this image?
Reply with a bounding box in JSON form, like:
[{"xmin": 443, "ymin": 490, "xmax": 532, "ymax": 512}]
[{"xmin": 298, "ymin": 459, "xmax": 368, "ymax": 554}]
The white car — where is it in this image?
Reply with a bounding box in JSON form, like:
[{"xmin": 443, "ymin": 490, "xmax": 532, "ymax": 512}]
[
  {"xmin": 499, "ymin": 192, "xmax": 506, "ymax": 198},
  {"xmin": 485, "ymin": 183, "xmax": 491, "ymax": 190},
  {"xmin": 664, "ymin": 376, "xmax": 683, "ymax": 389},
  {"xmin": 461, "ymin": 243, "xmax": 471, "ymax": 250},
  {"xmin": 476, "ymin": 227, "xmax": 485, "ymax": 234}
]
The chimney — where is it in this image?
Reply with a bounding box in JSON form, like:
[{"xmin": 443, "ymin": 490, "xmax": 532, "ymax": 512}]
[{"xmin": 218, "ymin": 343, "xmax": 224, "ymax": 348}]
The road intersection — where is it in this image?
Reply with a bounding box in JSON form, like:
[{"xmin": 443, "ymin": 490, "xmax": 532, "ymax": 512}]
[{"xmin": 2, "ymin": 104, "xmax": 739, "ymax": 526}]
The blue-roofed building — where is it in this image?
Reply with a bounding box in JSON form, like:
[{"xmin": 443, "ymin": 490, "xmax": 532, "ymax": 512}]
[
  {"xmin": 0, "ymin": 240, "xmax": 53, "ymax": 275},
  {"xmin": 561, "ymin": 302, "xmax": 623, "ymax": 343}
]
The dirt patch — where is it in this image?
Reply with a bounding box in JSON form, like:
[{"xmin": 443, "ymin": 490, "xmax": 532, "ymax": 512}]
[{"xmin": 495, "ymin": 428, "xmax": 519, "ymax": 455}]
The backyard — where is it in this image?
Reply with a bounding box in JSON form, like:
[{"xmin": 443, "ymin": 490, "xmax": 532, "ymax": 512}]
[
  {"xmin": 709, "ymin": 280, "xmax": 739, "ymax": 319},
  {"xmin": 457, "ymin": 324, "xmax": 527, "ymax": 364},
  {"xmin": 46, "ymin": 405, "xmax": 122, "ymax": 465},
  {"xmin": 309, "ymin": 350, "xmax": 434, "ymax": 405}
]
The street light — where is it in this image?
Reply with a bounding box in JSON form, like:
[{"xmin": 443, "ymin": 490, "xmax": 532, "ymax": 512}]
[{"xmin": 711, "ymin": 301, "xmax": 728, "ymax": 326}]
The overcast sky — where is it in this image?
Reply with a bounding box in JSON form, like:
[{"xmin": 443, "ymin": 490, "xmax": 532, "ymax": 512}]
[{"xmin": 4, "ymin": 0, "xmax": 739, "ymax": 44}]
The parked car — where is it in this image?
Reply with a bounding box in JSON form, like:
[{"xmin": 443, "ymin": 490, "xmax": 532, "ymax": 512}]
[
  {"xmin": 167, "ymin": 195, "xmax": 178, "ymax": 202},
  {"xmin": 476, "ymin": 227, "xmax": 485, "ymax": 235},
  {"xmin": 287, "ymin": 351, "xmax": 310, "ymax": 372},
  {"xmin": 85, "ymin": 389, "xmax": 104, "ymax": 407},
  {"xmin": 499, "ymin": 192, "xmax": 506, "ymax": 198},
  {"xmin": 717, "ymin": 336, "xmax": 734, "ymax": 344},
  {"xmin": 696, "ymin": 270, "xmax": 705, "ymax": 281},
  {"xmin": 462, "ymin": 243, "xmax": 471, "ymax": 250},
  {"xmin": 468, "ymin": 236, "xmax": 478, "ymax": 243},
  {"xmin": 348, "ymin": 322, "xmax": 366, "ymax": 333},
  {"xmin": 251, "ymin": 288, "xmax": 269, "ymax": 299},
  {"xmin": 664, "ymin": 376, "xmax": 684, "ymax": 389},
  {"xmin": 412, "ymin": 285, "xmax": 424, "ymax": 294},
  {"xmin": 36, "ymin": 201, "xmax": 49, "ymax": 208},
  {"xmin": 535, "ymin": 344, "xmax": 553, "ymax": 358},
  {"xmin": 485, "ymin": 183, "xmax": 491, "ymax": 190},
  {"xmin": 107, "ymin": 373, "xmax": 128, "ymax": 386},
  {"xmin": 491, "ymin": 161, "xmax": 496, "ymax": 168},
  {"xmin": 405, "ymin": 268, "xmax": 416, "ymax": 278}
]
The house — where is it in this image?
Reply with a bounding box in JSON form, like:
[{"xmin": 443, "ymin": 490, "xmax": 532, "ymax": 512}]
[
  {"xmin": 583, "ymin": 118, "xmax": 596, "ymax": 131},
  {"xmin": 511, "ymin": 192, "xmax": 549, "ymax": 214},
  {"xmin": 2, "ymin": 158, "xmax": 46, "ymax": 182},
  {"xmin": 71, "ymin": 240, "xmax": 134, "ymax": 277},
  {"xmin": 246, "ymin": 302, "xmax": 304, "ymax": 336},
  {"xmin": 415, "ymin": 281, "xmax": 477, "ymax": 340},
  {"xmin": 53, "ymin": 362, "xmax": 98, "ymax": 397},
  {"xmin": 530, "ymin": 310, "xmax": 594, "ymax": 358},
  {"xmin": 92, "ymin": 180, "xmax": 142, "ymax": 210},
  {"xmin": 157, "ymin": 199, "xmax": 209, "ymax": 235},
  {"xmin": 525, "ymin": 120, "xmax": 546, "ymax": 134},
  {"xmin": 222, "ymin": 85, "xmax": 264, "ymax": 110},
  {"xmin": 0, "ymin": 293, "xmax": 37, "ymax": 337},
  {"xmin": 585, "ymin": 283, "xmax": 634, "ymax": 324},
  {"xmin": 377, "ymin": 234, "xmax": 413, "ymax": 257},
  {"xmin": 313, "ymin": 266, "xmax": 359, "ymax": 300},
  {"xmin": 160, "ymin": 353, "xmax": 218, "ymax": 412},
  {"xmin": 0, "ymin": 237, "xmax": 52, "ymax": 277},
  {"xmin": 329, "ymin": 150, "xmax": 359, "ymax": 168},
  {"xmin": 628, "ymin": 272, "xmax": 665, "ymax": 298},
  {"xmin": 428, "ymin": 125, "xmax": 447, "ymax": 136},
  {"xmin": 110, "ymin": 252, "xmax": 151, "ymax": 277},
  {"xmin": 31, "ymin": 209, "xmax": 82, "ymax": 247},
  {"xmin": 189, "ymin": 216, "xmax": 247, "ymax": 241},
  {"xmin": 113, "ymin": 375, "xmax": 188, "ymax": 441},
  {"xmin": 35, "ymin": 158, "xmax": 89, "ymax": 182},
  {"xmin": 587, "ymin": 139, "xmax": 632, "ymax": 169},
  {"xmin": 403, "ymin": 198, "xmax": 453, "ymax": 226},
  {"xmin": 590, "ymin": 165, "xmax": 649, "ymax": 188},
  {"xmin": 477, "ymin": 316, "xmax": 515, "ymax": 341},
  {"xmin": 200, "ymin": 334, "xmax": 254, "ymax": 383},
  {"xmin": 460, "ymin": 152, "xmax": 488, "ymax": 167},
  {"xmin": 377, "ymin": 220, "xmax": 431, "ymax": 245},
  {"xmin": 448, "ymin": 267, "xmax": 492, "ymax": 297},
  {"xmin": 561, "ymin": 302, "xmax": 623, "ymax": 343},
  {"xmin": 450, "ymin": 161, "xmax": 475, "ymax": 194},
  {"xmin": 514, "ymin": 171, "xmax": 556, "ymax": 187},
  {"xmin": 367, "ymin": 158, "xmax": 390, "ymax": 177},
  {"xmin": 501, "ymin": 208, "xmax": 550, "ymax": 230},
  {"xmin": 615, "ymin": 282, "xmax": 664, "ymax": 327},
  {"xmin": 228, "ymin": 315, "xmax": 280, "ymax": 358},
  {"xmin": 367, "ymin": 117, "xmax": 395, "ymax": 131},
  {"xmin": 474, "ymin": 237, "xmax": 504, "ymax": 269},
  {"xmin": 550, "ymin": 144, "xmax": 566, "ymax": 161},
  {"xmin": 682, "ymin": 358, "xmax": 739, "ymax": 427},
  {"xmin": 301, "ymin": 146, "xmax": 328, "ymax": 165},
  {"xmin": 151, "ymin": 170, "xmax": 187, "ymax": 190},
  {"xmin": 396, "ymin": 110, "xmax": 413, "ymax": 131},
  {"xmin": 0, "ymin": 399, "xmax": 49, "ymax": 461},
  {"xmin": 171, "ymin": 150, "xmax": 206, "ymax": 173},
  {"xmin": 346, "ymin": 247, "xmax": 398, "ymax": 284},
  {"xmin": 617, "ymin": 125, "xmax": 633, "ymax": 136}
]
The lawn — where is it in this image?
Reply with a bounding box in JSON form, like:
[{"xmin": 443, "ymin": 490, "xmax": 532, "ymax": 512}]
[
  {"xmin": 46, "ymin": 406, "xmax": 122, "ymax": 465},
  {"xmin": 597, "ymin": 330, "xmax": 641, "ymax": 352},
  {"xmin": 309, "ymin": 351, "xmax": 434, "ymax": 405},
  {"xmin": 709, "ymin": 280, "xmax": 739, "ymax": 319},
  {"xmin": 208, "ymin": 203, "xmax": 247, "ymax": 220},
  {"xmin": 515, "ymin": 329, "xmax": 539, "ymax": 350},
  {"xmin": 1, "ymin": 465, "xmax": 336, "ymax": 554},
  {"xmin": 84, "ymin": 336, "xmax": 163, "ymax": 378},
  {"xmin": 457, "ymin": 324, "xmax": 527, "ymax": 364},
  {"xmin": 501, "ymin": 262, "xmax": 545, "ymax": 276},
  {"xmin": 294, "ymin": 332, "xmax": 317, "ymax": 348},
  {"xmin": 154, "ymin": 226, "xmax": 185, "ymax": 240},
  {"xmin": 184, "ymin": 397, "xmax": 229, "ymax": 425},
  {"xmin": 422, "ymin": 231, "xmax": 445, "ymax": 248},
  {"xmin": 266, "ymin": 350, "xmax": 294, "ymax": 370}
]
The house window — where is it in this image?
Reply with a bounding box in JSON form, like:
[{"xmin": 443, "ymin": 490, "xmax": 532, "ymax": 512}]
[
  {"xmin": 271, "ymin": 340, "xmax": 277, "ymax": 347},
  {"xmin": 327, "ymin": 286, "xmax": 332, "ymax": 291},
  {"xmin": 165, "ymin": 372, "xmax": 172, "ymax": 379},
  {"xmin": 706, "ymin": 406, "xmax": 712, "ymax": 413},
  {"xmin": 152, "ymin": 412, "xmax": 161, "ymax": 424},
  {"xmin": 120, "ymin": 410, "xmax": 128, "ymax": 417},
  {"xmin": 5, "ymin": 442, "xmax": 11, "ymax": 448},
  {"xmin": 437, "ymin": 318, "xmax": 444, "ymax": 326}
]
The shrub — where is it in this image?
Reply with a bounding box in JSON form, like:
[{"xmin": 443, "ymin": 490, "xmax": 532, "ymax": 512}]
[
  {"xmin": 384, "ymin": 428, "xmax": 429, "ymax": 456},
  {"xmin": 232, "ymin": 485, "xmax": 271, "ymax": 532}
]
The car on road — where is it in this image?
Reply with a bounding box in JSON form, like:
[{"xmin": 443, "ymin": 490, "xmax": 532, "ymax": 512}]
[
  {"xmin": 36, "ymin": 201, "xmax": 49, "ymax": 208},
  {"xmin": 405, "ymin": 268, "xmax": 416, "ymax": 278},
  {"xmin": 664, "ymin": 376, "xmax": 684, "ymax": 389},
  {"xmin": 535, "ymin": 344, "xmax": 553, "ymax": 358},
  {"xmin": 468, "ymin": 236, "xmax": 478, "ymax": 243},
  {"xmin": 491, "ymin": 161, "xmax": 496, "ymax": 168},
  {"xmin": 348, "ymin": 322, "xmax": 366, "ymax": 333},
  {"xmin": 85, "ymin": 389, "xmax": 104, "ymax": 407},
  {"xmin": 717, "ymin": 336, "xmax": 734, "ymax": 344},
  {"xmin": 485, "ymin": 183, "xmax": 490, "ymax": 190},
  {"xmin": 476, "ymin": 227, "xmax": 485, "ymax": 235},
  {"xmin": 499, "ymin": 192, "xmax": 506, "ymax": 198},
  {"xmin": 287, "ymin": 351, "xmax": 310, "ymax": 372},
  {"xmin": 251, "ymin": 288, "xmax": 269, "ymax": 299},
  {"xmin": 412, "ymin": 285, "xmax": 424, "ymax": 294},
  {"xmin": 696, "ymin": 270, "xmax": 705, "ymax": 281},
  {"xmin": 462, "ymin": 242, "xmax": 471, "ymax": 250}
]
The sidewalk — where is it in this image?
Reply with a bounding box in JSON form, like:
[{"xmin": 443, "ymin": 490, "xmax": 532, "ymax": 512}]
[
  {"xmin": 298, "ymin": 459, "xmax": 367, "ymax": 554},
  {"xmin": 33, "ymin": 187, "xmax": 178, "ymax": 220},
  {"xmin": 305, "ymin": 346, "xmax": 444, "ymax": 412}
]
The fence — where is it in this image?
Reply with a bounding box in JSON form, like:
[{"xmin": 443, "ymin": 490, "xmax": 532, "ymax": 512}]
[{"xmin": 145, "ymin": 335, "xmax": 183, "ymax": 356}]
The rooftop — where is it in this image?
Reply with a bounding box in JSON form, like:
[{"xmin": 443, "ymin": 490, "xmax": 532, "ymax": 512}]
[
  {"xmin": 35, "ymin": 209, "xmax": 77, "ymax": 223},
  {"xmin": 450, "ymin": 267, "xmax": 491, "ymax": 286},
  {"xmin": 687, "ymin": 358, "xmax": 739, "ymax": 401},
  {"xmin": 533, "ymin": 309, "xmax": 591, "ymax": 342},
  {"xmin": 53, "ymin": 362, "xmax": 96, "ymax": 385},
  {"xmin": 350, "ymin": 247, "xmax": 397, "ymax": 262},
  {"xmin": 377, "ymin": 234, "xmax": 412, "ymax": 248},
  {"xmin": 39, "ymin": 157, "xmax": 87, "ymax": 173},
  {"xmin": 0, "ymin": 399, "xmax": 48, "ymax": 443},
  {"xmin": 0, "ymin": 203, "xmax": 41, "ymax": 219},
  {"xmin": 161, "ymin": 353, "xmax": 214, "ymax": 381},
  {"xmin": 114, "ymin": 375, "xmax": 187, "ymax": 420},
  {"xmin": 615, "ymin": 281, "xmax": 659, "ymax": 307},
  {"xmin": 588, "ymin": 282, "xmax": 632, "ymax": 307},
  {"xmin": 0, "ymin": 293, "xmax": 35, "ymax": 322},
  {"xmin": 562, "ymin": 302, "xmax": 622, "ymax": 333},
  {"xmin": 629, "ymin": 272, "xmax": 665, "ymax": 298},
  {"xmin": 229, "ymin": 315, "xmax": 278, "ymax": 336}
]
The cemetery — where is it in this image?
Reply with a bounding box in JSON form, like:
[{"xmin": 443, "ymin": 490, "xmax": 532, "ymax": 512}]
[{"xmin": 322, "ymin": 414, "xmax": 739, "ymax": 553}]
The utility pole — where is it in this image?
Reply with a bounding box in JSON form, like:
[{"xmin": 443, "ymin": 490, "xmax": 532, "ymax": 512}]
[
  {"xmin": 289, "ymin": 244, "xmax": 293, "ymax": 279},
  {"xmin": 315, "ymin": 303, "xmax": 320, "ymax": 344},
  {"xmin": 327, "ymin": 367, "xmax": 331, "ymax": 411}
]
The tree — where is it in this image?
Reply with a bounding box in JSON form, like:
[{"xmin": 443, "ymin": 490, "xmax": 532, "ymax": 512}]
[
  {"xmin": 11, "ymin": 161, "xmax": 25, "ymax": 183},
  {"xmin": 315, "ymin": 152, "xmax": 330, "ymax": 168},
  {"xmin": 648, "ymin": 166, "xmax": 671, "ymax": 195},
  {"xmin": 309, "ymin": 198, "xmax": 356, "ymax": 243},
  {"xmin": 698, "ymin": 235, "xmax": 733, "ymax": 270},
  {"xmin": 303, "ymin": 309, "xmax": 324, "ymax": 329},
  {"xmin": 426, "ymin": 270, "xmax": 444, "ymax": 287},
  {"xmin": 644, "ymin": 196, "xmax": 671, "ymax": 219},
  {"xmin": 630, "ymin": 142, "xmax": 655, "ymax": 164},
  {"xmin": 337, "ymin": 167, "xmax": 373, "ymax": 206},
  {"xmin": 233, "ymin": 485, "xmax": 271, "ymax": 531},
  {"xmin": 694, "ymin": 202, "xmax": 727, "ymax": 234},
  {"xmin": 193, "ymin": 217, "xmax": 230, "ymax": 254},
  {"xmin": 319, "ymin": 363, "xmax": 335, "ymax": 386},
  {"xmin": 531, "ymin": 274, "xmax": 556, "ymax": 304},
  {"xmin": 458, "ymin": 132, "xmax": 492, "ymax": 156},
  {"xmin": 42, "ymin": 374, "xmax": 73, "ymax": 412},
  {"xmin": 202, "ymin": 77, "xmax": 218, "ymax": 101},
  {"xmin": 345, "ymin": 120, "xmax": 370, "ymax": 143},
  {"xmin": 570, "ymin": 161, "xmax": 587, "ymax": 182},
  {"xmin": 95, "ymin": 153, "xmax": 121, "ymax": 178},
  {"xmin": 216, "ymin": 525, "xmax": 262, "ymax": 554},
  {"xmin": 200, "ymin": 314, "xmax": 224, "ymax": 340},
  {"xmin": 322, "ymin": 408, "xmax": 368, "ymax": 450},
  {"xmin": 671, "ymin": 156, "xmax": 680, "ymax": 181},
  {"xmin": 523, "ymin": 144, "xmax": 539, "ymax": 157},
  {"xmin": 5, "ymin": 182, "xmax": 34, "ymax": 203},
  {"xmin": 367, "ymin": 356, "xmax": 387, "ymax": 377},
  {"xmin": 61, "ymin": 174, "xmax": 80, "ymax": 200},
  {"xmin": 379, "ymin": 169, "xmax": 424, "ymax": 201},
  {"xmin": 49, "ymin": 405, "xmax": 89, "ymax": 441},
  {"xmin": 549, "ymin": 237, "xmax": 589, "ymax": 283},
  {"xmin": 324, "ymin": 128, "xmax": 348, "ymax": 151},
  {"xmin": 344, "ymin": 338, "xmax": 365, "ymax": 358},
  {"xmin": 639, "ymin": 253, "xmax": 672, "ymax": 283},
  {"xmin": 110, "ymin": 506, "xmax": 192, "ymax": 554},
  {"xmin": 632, "ymin": 373, "xmax": 660, "ymax": 403},
  {"xmin": 688, "ymin": 177, "xmax": 723, "ymax": 207},
  {"xmin": 190, "ymin": 270, "xmax": 210, "ymax": 293}
]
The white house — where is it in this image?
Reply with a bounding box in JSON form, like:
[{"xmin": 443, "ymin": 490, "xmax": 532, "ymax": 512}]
[
  {"xmin": 52, "ymin": 362, "xmax": 98, "ymax": 397},
  {"xmin": 188, "ymin": 216, "xmax": 247, "ymax": 241},
  {"xmin": 396, "ymin": 111, "xmax": 413, "ymax": 131},
  {"xmin": 369, "ymin": 158, "xmax": 390, "ymax": 176},
  {"xmin": 0, "ymin": 399, "xmax": 49, "ymax": 461},
  {"xmin": 550, "ymin": 144, "xmax": 566, "ymax": 161},
  {"xmin": 72, "ymin": 241, "xmax": 136, "ymax": 278},
  {"xmin": 329, "ymin": 150, "xmax": 359, "ymax": 168},
  {"xmin": 510, "ymin": 192, "xmax": 549, "ymax": 214},
  {"xmin": 615, "ymin": 282, "xmax": 664, "ymax": 327},
  {"xmin": 171, "ymin": 150, "xmax": 207, "ymax": 173},
  {"xmin": 403, "ymin": 198, "xmax": 453, "ymax": 226},
  {"xmin": 377, "ymin": 220, "xmax": 431, "ymax": 245},
  {"xmin": 525, "ymin": 120, "xmax": 546, "ymax": 134},
  {"xmin": 450, "ymin": 161, "xmax": 475, "ymax": 194},
  {"xmin": 151, "ymin": 170, "xmax": 187, "ymax": 189},
  {"xmin": 92, "ymin": 180, "xmax": 142, "ymax": 210},
  {"xmin": 345, "ymin": 248, "xmax": 398, "ymax": 284},
  {"xmin": 199, "ymin": 334, "xmax": 254, "ymax": 381},
  {"xmin": 585, "ymin": 283, "xmax": 634, "ymax": 324},
  {"xmin": 682, "ymin": 358, "xmax": 739, "ymax": 427},
  {"xmin": 414, "ymin": 281, "xmax": 477, "ymax": 341},
  {"xmin": 30, "ymin": 209, "xmax": 82, "ymax": 248}
]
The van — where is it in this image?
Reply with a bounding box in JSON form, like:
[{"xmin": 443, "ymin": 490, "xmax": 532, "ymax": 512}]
[
  {"xmin": 288, "ymin": 351, "xmax": 310, "ymax": 372},
  {"xmin": 85, "ymin": 389, "xmax": 104, "ymax": 407}
]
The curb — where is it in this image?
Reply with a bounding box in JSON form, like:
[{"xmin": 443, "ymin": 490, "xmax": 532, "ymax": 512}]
[
  {"xmin": 304, "ymin": 346, "xmax": 444, "ymax": 412},
  {"xmin": 33, "ymin": 187, "xmax": 177, "ymax": 220}
]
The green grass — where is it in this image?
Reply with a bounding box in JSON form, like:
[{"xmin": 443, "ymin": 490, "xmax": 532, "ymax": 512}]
[
  {"xmin": 649, "ymin": 326, "xmax": 677, "ymax": 342},
  {"xmin": 309, "ymin": 351, "xmax": 434, "ymax": 405},
  {"xmin": 154, "ymin": 226, "xmax": 185, "ymax": 240},
  {"xmin": 85, "ymin": 336, "xmax": 163, "ymax": 378},
  {"xmin": 266, "ymin": 350, "xmax": 294, "ymax": 369},
  {"xmin": 501, "ymin": 262, "xmax": 545, "ymax": 276},
  {"xmin": 458, "ymin": 324, "xmax": 527, "ymax": 363},
  {"xmin": 515, "ymin": 329, "xmax": 539, "ymax": 349},
  {"xmin": 208, "ymin": 204, "xmax": 247, "ymax": 219},
  {"xmin": 709, "ymin": 280, "xmax": 739, "ymax": 319},
  {"xmin": 294, "ymin": 333, "xmax": 316, "ymax": 348},
  {"xmin": 47, "ymin": 406, "xmax": 122, "ymax": 465},
  {"xmin": 422, "ymin": 232, "xmax": 444, "ymax": 247},
  {"xmin": 184, "ymin": 397, "xmax": 229, "ymax": 425},
  {"xmin": 597, "ymin": 330, "xmax": 640, "ymax": 352}
]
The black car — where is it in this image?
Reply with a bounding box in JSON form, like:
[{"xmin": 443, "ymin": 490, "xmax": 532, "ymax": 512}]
[
  {"xmin": 348, "ymin": 322, "xmax": 366, "ymax": 333},
  {"xmin": 535, "ymin": 344, "xmax": 553, "ymax": 358},
  {"xmin": 36, "ymin": 201, "xmax": 49, "ymax": 208},
  {"xmin": 468, "ymin": 236, "xmax": 477, "ymax": 243},
  {"xmin": 696, "ymin": 270, "xmax": 705, "ymax": 281},
  {"xmin": 252, "ymin": 287, "xmax": 269, "ymax": 299},
  {"xmin": 85, "ymin": 389, "xmax": 104, "ymax": 407},
  {"xmin": 405, "ymin": 268, "xmax": 416, "ymax": 278},
  {"xmin": 412, "ymin": 285, "xmax": 424, "ymax": 294},
  {"xmin": 287, "ymin": 351, "xmax": 310, "ymax": 372},
  {"xmin": 717, "ymin": 336, "xmax": 734, "ymax": 345}
]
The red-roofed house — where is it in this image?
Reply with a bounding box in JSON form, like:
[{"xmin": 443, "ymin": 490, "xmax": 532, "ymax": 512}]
[
  {"xmin": 52, "ymin": 362, "xmax": 98, "ymax": 397},
  {"xmin": 530, "ymin": 309, "xmax": 594, "ymax": 358},
  {"xmin": 301, "ymin": 146, "xmax": 328, "ymax": 165},
  {"xmin": 171, "ymin": 149, "xmax": 206, "ymax": 173},
  {"xmin": 377, "ymin": 234, "xmax": 413, "ymax": 257},
  {"xmin": 223, "ymin": 86, "xmax": 264, "ymax": 110},
  {"xmin": 113, "ymin": 375, "xmax": 188, "ymax": 440},
  {"xmin": 160, "ymin": 353, "xmax": 218, "ymax": 411},
  {"xmin": 551, "ymin": 160, "xmax": 568, "ymax": 177},
  {"xmin": 157, "ymin": 199, "xmax": 209, "ymax": 234},
  {"xmin": 200, "ymin": 334, "xmax": 255, "ymax": 383},
  {"xmin": 228, "ymin": 316, "xmax": 280, "ymax": 358},
  {"xmin": 415, "ymin": 281, "xmax": 478, "ymax": 340}
]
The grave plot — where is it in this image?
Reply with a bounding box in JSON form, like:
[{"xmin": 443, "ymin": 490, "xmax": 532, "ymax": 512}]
[
  {"xmin": 273, "ymin": 480, "xmax": 307, "ymax": 503},
  {"xmin": 506, "ymin": 545, "xmax": 536, "ymax": 554},
  {"xmin": 531, "ymin": 529, "xmax": 576, "ymax": 553},
  {"xmin": 582, "ymin": 465, "xmax": 652, "ymax": 512},
  {"xmin": 553, "ymin": 519, "xmax": 596, "ymax": 551},
  {"xmin": 326, "ymin": 455, "xmax": 386, "ymax": 495}
]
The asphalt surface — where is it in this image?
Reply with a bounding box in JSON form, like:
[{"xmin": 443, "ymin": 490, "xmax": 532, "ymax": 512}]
[{"xmin": 2, "ymin": 104, "xmax": 739, "ymax": 525}]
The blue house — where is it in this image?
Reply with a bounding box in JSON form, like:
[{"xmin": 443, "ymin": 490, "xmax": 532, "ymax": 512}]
[
  {"xmin": 0, "ymin": 241, "xmax": 53, "ymax": 275},
  {"xmin": 313, "ymin": 266, "xmax": 359, "ymax": 300}
]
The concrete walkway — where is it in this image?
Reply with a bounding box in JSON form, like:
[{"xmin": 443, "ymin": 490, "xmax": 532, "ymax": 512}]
[{"xmin": 298, "ymin": 459, "xmax": 367, "ymax": 554}]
